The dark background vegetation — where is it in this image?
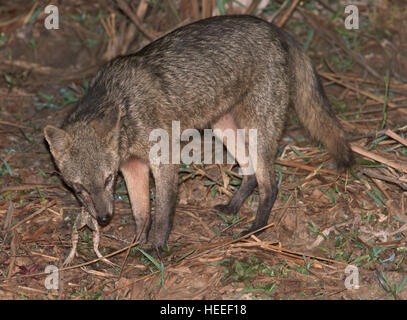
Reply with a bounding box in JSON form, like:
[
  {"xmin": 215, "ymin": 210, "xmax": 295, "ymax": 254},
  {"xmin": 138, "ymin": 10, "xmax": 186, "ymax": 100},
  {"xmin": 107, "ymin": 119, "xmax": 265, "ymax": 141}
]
[{"xmin": 1, "ymin": 0, "xmax": 407, "ymax": 300}]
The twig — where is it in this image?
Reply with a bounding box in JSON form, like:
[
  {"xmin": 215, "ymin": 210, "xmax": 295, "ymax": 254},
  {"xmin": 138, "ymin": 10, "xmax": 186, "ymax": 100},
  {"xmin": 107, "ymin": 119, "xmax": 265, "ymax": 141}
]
[
  {"xmin": 0, "ymin": 184, "xmax": 60, "ymax": 194},
  {"xmin": 9, "ymin": 200, "xmax": 57, "ymax": 232},
  {"xmin": 22, "ymin": 2, "xmax": 38, "ymax": 24},
  {"xmin": 117, "ymin": 234, "xmax": 137, "ymax": 279},
  {"xmin": 341, "ymin": 106, "xmax": 406, "ymax": 117},
  {"xmin": 30, "ymin": 251, "xmax": 60, "ymax": 261},
  {"xmin": 320, "ymin": 72, "xmax": 405, "ymax": 114},
  {"xmin": 385, "ymin": 129, "xmax": 407, "ymax": 148},
  {"xmin": 202, "ymin": 0, "xmax": 213, "ymax": 19},
  {"xmin": 2, "ymin": 202, "xmax": 14, "ymax": 231},
  {"xmin": 0, "ymin": 120, "xmax": 30, "ymax": 130},
  {"xmin": 1, "ymin": 59, "xmax": 99, "ymax": 80},
  {"xmin": 245, "ymin": 0, "xmax": 262, "ymax": 14},
  {"xmin": 314, "ymin": 0, "xmax": 335, "ymax": 13},
  {"xmin": 319, "ymin": 72, "xmax": 407, "ymax": 91},
  {"xmin": 184, "ymin": 210, "xmax": 217, "ymax": 238},
  {"xmin": 275, "ymin": 159, "xmax": 343, "ymax": 177},
  {"xmin": 362, "ymin": 169, "xmax": 407, "ymax": 191},
  {"xmin": 116, "ymin": 0, "xmax": 158, "ymax": 41},
  {"xmin": 381, "ymin": 71, "xmax": 390, "ymax": 129},
  {"xmin": 4, "ymin": 239, "xmax": 141, "ymax": 281},
  {"xmin": 178, "ymin": 223, "xmax": 275, "ymax": 255},
  {"xmin": 7, "ymin": 231, "xmax": 17, "ymax": 278},
  {"xmin": 351, "ymin": 144, "xmax": 407, "ymax": 174},
  {"xmin": 233, "ymin": 239, "xmax": 349, "ymax": 266},
  {"xmin": 349, "ymin": 125, "xmax": 407, "ymax": 142},
  {"xmin": 276, "ymin": 0, "xmax": 301, "ymax": 27},
  {"xmin": 17, "ymin": 286, "xmax": 47, "ymax": 295},
  {"xmin": 2, "ymin": 59, "xmax": 53, "ymax": 74},
  {"xmin": 275, "ymin": 194, "xmax": 294, "ymax": 226},
  {"xmin": 136, "ymin": 0, "xmax": 149, "ymax": 19}
]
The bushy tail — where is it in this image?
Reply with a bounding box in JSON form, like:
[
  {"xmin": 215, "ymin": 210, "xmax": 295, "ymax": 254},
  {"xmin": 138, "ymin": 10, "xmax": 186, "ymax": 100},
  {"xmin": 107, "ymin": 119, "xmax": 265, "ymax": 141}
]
[{"xmin": 286, "ymin": 37, "xmax": 354, "ymax": 170}]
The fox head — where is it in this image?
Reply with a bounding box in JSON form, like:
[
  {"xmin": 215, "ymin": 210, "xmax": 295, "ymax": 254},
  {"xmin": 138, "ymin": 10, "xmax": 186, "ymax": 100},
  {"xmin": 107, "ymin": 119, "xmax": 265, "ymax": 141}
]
[{"xmin": 44, "ymin": 109, "xmax": 121, "ymax": 226}]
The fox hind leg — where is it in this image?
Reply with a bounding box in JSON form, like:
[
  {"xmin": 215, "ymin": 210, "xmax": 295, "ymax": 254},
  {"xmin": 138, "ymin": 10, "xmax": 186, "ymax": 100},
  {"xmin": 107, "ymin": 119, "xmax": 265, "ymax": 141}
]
[
  {"xmin": 212, "ymin": 113, "xmax": 279, "ymax": 236},
  {"xmin": 232, "ymin": 80, "xmax": 288, "ymax": 236},
  {"xmin": 241, "ymin": 154, "xmax": 278, "ymax": 236},
  {"xmin": 214, "ymin": 174, "xmax": 257, "ymax": 215},
  {"xmin": 212, "ymin": 113, "xmax": 258, "ymax": 216}
]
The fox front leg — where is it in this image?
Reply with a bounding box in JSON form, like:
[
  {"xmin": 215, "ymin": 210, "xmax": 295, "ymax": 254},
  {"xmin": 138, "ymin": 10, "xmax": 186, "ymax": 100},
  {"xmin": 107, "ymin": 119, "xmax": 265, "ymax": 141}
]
[
  {"xmin": 121, "ymin": 158, "xmax": 151, "ymax": 243},
  {"xmin": 150, "ymin": 164, "xmax": 179, "ymax": 248}
]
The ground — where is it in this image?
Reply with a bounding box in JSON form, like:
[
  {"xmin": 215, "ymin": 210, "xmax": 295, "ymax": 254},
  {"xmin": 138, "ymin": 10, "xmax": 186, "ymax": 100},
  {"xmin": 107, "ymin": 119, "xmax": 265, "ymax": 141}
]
[{"xmin": 1, "ymin": 0, "xmax": 407, "ymax": 300}]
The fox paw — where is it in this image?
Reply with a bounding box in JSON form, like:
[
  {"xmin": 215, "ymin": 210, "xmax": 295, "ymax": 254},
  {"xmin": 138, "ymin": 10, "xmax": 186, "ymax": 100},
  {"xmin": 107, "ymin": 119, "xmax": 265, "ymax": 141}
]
[{"xmin": 214, "ymin": 204, "xmax": 237, "ymax": 215}]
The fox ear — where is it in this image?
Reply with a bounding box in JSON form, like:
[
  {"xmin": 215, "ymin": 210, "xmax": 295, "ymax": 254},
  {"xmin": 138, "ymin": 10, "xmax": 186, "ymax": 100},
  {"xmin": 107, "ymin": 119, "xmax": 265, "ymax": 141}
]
[
  {"xmin": 44, "ymin": 125, "xmax": 72, "ymax": 157},
  {"xmin": 91, "ymin": 106, "xmax": 121, "ymax": 144}
]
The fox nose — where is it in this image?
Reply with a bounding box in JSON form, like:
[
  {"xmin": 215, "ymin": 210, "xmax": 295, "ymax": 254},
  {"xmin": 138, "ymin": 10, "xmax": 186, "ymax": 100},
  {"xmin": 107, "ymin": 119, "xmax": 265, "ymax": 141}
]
[{"xmin": 97, "ymin": 215, "xmax": 111, "ymax": 227}]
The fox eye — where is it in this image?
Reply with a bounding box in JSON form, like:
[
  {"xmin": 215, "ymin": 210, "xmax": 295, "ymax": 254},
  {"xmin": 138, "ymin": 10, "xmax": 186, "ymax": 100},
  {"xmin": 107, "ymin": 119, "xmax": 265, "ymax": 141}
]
[{"xmin": 104, "ymin": 174, "xmax": 113, "ymax": 188}]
